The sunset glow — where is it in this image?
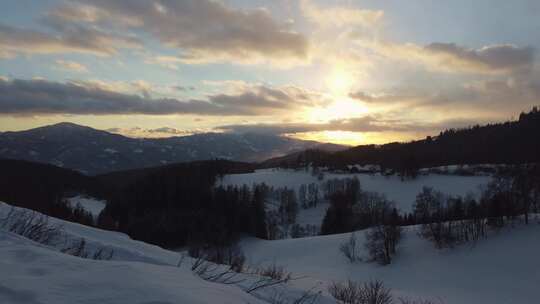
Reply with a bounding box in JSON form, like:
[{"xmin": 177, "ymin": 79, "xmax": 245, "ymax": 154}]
[{"xmin": 0, "ymin": 1, "xmax": 538, "ymax": 145}]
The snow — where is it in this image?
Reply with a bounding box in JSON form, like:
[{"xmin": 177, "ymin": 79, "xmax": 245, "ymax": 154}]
[
  {"xmin": 0, "ymin": 231, "xmax": 265, "ymax": 304},
  {"xmin": 67, "ymin": 195, "xmax": 107, "ymax": 218},
  {"xmin": 103, "ymin": 148, "xmax": 118, "ymax": 154},
  {"xmin": 221, "ymin": 168, "xmax": 491, "ymax": 213},
  {"xmin": 1, "ymin": 200, "xmax": 539, "ymax": 303},
  {"xmin": 0, "ymin": 202, "xmax": 179, "ymax": 266},
  {"xmin": 0, "ymin": 202, "xmax": 329, "ymax": 304},
  {"xmin": 241, "ymin": 220, "xmax": 540, "ymax": 304}
]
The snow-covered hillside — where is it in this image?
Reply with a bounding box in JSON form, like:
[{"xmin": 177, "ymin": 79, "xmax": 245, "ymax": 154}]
[
  {"xmin": 222, "ymin": 169, "xmax": 491, "ymax": 230},
  {"xmin": 241, "ymin": 221, "xmax": 540, "ymax": 304},
  {"xmin": 0, "ymin": 202, "xmax": 264, "ymax": 303},
  {"xmin": 0, "ymin": 231, "xmax": 266, "ymax": 304},
  {"xmin": 2, "ymin": 201, "xmax": 539, "ymax": 303},
  {"xmin": 0, "ymin": 202, "xmax": 329, "ymax": 304},
  {"xmin": 222, "ymin": 169, "xmax": 490, "ymax": 213}
]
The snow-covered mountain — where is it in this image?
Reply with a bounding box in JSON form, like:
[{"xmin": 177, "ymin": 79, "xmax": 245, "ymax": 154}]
[{"xmin": 0, "ymin": 123, "xmax": 345, "ymax": 175}]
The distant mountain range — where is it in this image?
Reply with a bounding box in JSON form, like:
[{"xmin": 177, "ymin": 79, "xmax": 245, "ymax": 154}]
[{"xmin": 0, "ymin": 122, "xmax": 345, "ymax": 175}]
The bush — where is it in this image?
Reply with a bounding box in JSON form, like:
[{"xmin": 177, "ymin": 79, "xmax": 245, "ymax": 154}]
[
  {"xmin": 189, "ymin": 242, "xmax": 246, "ymax": 272},
  {"xmin": 398, "ymin": 298, "xmax": 440, "ymax": 304},
  {"xmin": 61, "ymin": 237, "xmax": 114, "ymax": 260},
  {"xmin": 328, "ymin": 279, "xmax": 392, "ymax": 304},
  {"xmin": 255, "ymin": 262, "xmax": 292, "ymax": 281},
  {"xmin": 0, "ymin": 207, "xmax": 63, "ymax": 245}
]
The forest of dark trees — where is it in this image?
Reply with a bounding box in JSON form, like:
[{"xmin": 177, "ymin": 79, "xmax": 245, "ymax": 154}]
[
  {"xmin": 96, "ymin": 160, "xmax": 261, "ymax": 248},
  {"xmin": 0, "ymin": 159, "xmax": 260, "ymax": 248},
  {"xmin": 320, "ymin": 177, "xmax": 401, "ymax": 235},
  {"xmin": 0, "ymin": 159, "xmax": 103, "ymax": 225},
  {"xmin": 263, "ymin": 107, "xmax": 540, "ymax": 174}
]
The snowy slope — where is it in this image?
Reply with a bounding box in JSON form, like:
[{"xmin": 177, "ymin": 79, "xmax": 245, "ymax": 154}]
[
  {"xmin": 241, "ymin": 222, "xmax": 540, "ymax": 304},
  {"xmin": 0, "ymin": 202, "xmax": 180, "ymax": 266},
  {"xmin": 222, "ymin": 169, "xmax": 491, "ymax": 231},
  {"xmin": 0, "ymin": 231, "xmax": 265, "ymax": 304},
  {"xmin": 221, "ymin": 169, "xmax": 491, "ymax": 213},
  {"xmin": 0, "ymin": 202, "xmax": 332, "ymax": 304},
  {"xmin": 2, "ymin": 201, "xmax": 539, "ymax": 303}
]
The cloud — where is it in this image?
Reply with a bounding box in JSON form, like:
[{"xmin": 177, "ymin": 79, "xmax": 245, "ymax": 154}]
[
  {"xmin": 107, "ymin": 126, "xmax": 196, "ymax": 138},
  {"xmin": 424, "ymin": 43, "xmax": 535, "ymax": 74},
  {"xmin": 54, "ymin": 60, "xmax": 88, "ymax": 73},
  {"xmin": 144, "ymin": 55, "xmax": 184, "ymax": 70},
  {"xmin": 0, "ymin": 78, "xmax": 324, "ymax": 116},
  {"xmin": 363, "ymin": 40, "xmax": 535, "ymax": 74},
  {"xmin": 217, "ymin": 115, "xmax": 486, "ymax": 137},
  {"xmin": 48, "ymin": 0, "xmax": 309, "ymax": 65},
  {"xmin": 300, "ymin": 0, "xmax": 383, "ymax": 29},
  {"xmin": 173, "ymin": 85, "xmax": 196, "ymax": 92},
  {"xmin": 207, "ymin": 85, "xmax": 327, "ymax": 111},
  {"xmin": 348, "ymin": 90, "xmax": 427, "ymax": 107},
  {"xmin": 0, "ymin": 23, "xmax": 141, "ymax": 58}
]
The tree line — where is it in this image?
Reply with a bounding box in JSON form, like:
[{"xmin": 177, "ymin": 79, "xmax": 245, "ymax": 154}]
[
  {"xmin": 325, "ymin": 165, "xmax": 540, "ymax": 265},
  {"xmin": 265, "ymin": 106, "xmax": 540, "ymax": 174},
  {"xmin": 411, "ymin": 164, "xmax": 540, "ymax": 248}
]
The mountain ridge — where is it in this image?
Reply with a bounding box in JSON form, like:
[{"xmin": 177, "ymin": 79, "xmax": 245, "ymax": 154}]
[{"xmin": 0, "ymin": 123, "xmax": 346, "ymax": 175}]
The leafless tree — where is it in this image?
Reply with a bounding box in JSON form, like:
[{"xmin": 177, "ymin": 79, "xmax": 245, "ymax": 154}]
[
  {"xmin": 365, "ymin": 225, "xmax": 402, "ymax": 265},
  {"xmin": 340, "ymin": 232, "xmax": 360, "ymax": 263}
]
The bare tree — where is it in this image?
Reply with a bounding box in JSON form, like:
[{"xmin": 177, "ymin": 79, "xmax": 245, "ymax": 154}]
[
  {"xmin": 340, "ymin": 232, "xmax": 360, "ymax": 263},
  {"xmin": 365, "ymin": 225, "xmax": 402, "ymax": 265}
]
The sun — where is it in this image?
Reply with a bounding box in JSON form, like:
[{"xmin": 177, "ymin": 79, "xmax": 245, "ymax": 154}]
[
  {"xmin": 290, "ymin": 130, "xmax": 365, "ymax": 146},
  {"xmin": 308, "ymin": 98, "xmax": 368, "ymax": 122},
  {"xmin": 326, "ymin": 64, "xmax": 354, "ymax": 96}
]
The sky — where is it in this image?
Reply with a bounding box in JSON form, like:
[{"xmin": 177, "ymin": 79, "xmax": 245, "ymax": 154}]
[{"xmin": 0, "ymin": 0, "xmax": 539, "ymax": 145}]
